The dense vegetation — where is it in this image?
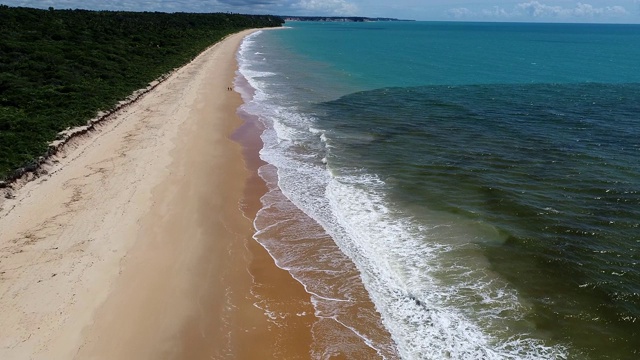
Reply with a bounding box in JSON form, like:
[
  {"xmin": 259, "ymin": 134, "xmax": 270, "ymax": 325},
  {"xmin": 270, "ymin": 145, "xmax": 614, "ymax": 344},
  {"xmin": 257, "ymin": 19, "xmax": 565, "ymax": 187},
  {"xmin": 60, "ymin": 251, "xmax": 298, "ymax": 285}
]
[{"xmin": 0, "ymin": 5, "xmax": 283, "ymax": 180}]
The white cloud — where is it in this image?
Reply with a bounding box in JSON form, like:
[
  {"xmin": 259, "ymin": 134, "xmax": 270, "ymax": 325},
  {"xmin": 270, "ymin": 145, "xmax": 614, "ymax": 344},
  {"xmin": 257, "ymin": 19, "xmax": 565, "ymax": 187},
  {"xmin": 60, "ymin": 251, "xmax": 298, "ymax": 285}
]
[
  {"xmin": 517, "ymin": 1, "xmax": 566, "ymax": 17},
  {"xmin": 448, "ymin": 2, "xmax": 630, "ymax": 21},
  {"xmin": 294, "ymin": 0, "xmax": 357, "ymax": 15},
  {"xmin": 518, "ymin": 1, "xmax": 629, "ymax": 18},
  {"xmin": 481, "ymin": 6, "xmax": 509, "ymax": 17},
  {"xmin": 2, "ymin": 0, "xmax": 292, "ymax": 13},
  {"xmin": 447, "ymin": 7, "xmax": 472, "ymax": 19}
]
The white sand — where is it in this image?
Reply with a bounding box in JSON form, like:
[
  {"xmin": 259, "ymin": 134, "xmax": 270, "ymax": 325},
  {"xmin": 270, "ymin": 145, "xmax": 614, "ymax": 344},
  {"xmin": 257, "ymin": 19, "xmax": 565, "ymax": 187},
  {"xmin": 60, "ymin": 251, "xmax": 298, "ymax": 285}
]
[{"xmin": 0, "ymin": 30, "xmax": 257, "ymax": 360}]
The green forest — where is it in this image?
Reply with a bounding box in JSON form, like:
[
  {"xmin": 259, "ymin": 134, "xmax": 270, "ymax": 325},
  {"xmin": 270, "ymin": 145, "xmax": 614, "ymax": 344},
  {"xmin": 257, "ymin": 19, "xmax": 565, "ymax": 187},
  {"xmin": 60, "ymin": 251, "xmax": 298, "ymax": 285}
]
[{"xmin": 0, "ymin": 5, "xmax": 283, "ymax": 181}]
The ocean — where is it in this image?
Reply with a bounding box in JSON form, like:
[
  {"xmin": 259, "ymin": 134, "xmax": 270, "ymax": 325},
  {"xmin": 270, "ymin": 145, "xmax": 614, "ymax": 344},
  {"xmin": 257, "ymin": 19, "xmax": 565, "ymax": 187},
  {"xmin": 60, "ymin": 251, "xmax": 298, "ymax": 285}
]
[{"xmin": 235, "ymin": 22, "xmax": 640, "ymax": 359}]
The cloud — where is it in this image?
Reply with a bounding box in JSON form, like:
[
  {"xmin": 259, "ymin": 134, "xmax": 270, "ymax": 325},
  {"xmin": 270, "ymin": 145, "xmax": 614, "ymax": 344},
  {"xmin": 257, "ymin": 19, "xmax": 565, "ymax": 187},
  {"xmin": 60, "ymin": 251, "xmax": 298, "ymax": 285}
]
[
  {"xmin": 448, "ymin": 2, "xmax": 630, "ymax": 21},
  {"xmin": 481, "ymin": 6, "xmax": 509, "ymax": 18},
  {"xmin": 218, "ymin": 0, "xmax": 280, "ymax": 5},
  {"xmin": 517, "ymin": 1, "xmax": 565, "ymax": 17},
  {"xmin": 4, "ymin": 0, "xmax": 360, "ymax": 15},
  {"xmin": 6, "ymin": 0, "xmax": 195, "ymax": 11},
  {"xmin": 1, "ymin": 0, "xmax": 295, "ymax": 13},
  {"xmin": 518, "ymin": 1, "xmax": 628, "ymax": 17},
  {"xmin": 447, "ymin": 7, "xmax": 472, "ymax": 19},
  {"xmin": 294, "ymin": 0, "xmax": 358, "ymax": 15}
]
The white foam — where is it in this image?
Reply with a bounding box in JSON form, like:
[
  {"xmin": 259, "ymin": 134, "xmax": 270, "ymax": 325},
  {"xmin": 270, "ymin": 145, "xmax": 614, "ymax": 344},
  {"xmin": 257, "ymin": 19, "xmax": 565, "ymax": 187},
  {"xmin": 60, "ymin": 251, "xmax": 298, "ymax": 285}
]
[
  {"xmin": 309, "ymin": 126, "xmax": 322, "ymax": 134},
  {"xmin": 237, "ymin": 31, "xmax": 568, "ymax": 360},
  {"xmin": 325, "ymin": 179, "xmax": 568, "ymax": 359}
]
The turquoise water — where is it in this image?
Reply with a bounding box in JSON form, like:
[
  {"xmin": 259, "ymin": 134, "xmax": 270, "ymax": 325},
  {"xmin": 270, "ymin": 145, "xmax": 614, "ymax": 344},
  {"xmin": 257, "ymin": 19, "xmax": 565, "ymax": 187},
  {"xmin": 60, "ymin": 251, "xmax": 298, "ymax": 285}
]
[{"xmin": 237, "ymin": 22, "xmax": 640, "ymax": 359}]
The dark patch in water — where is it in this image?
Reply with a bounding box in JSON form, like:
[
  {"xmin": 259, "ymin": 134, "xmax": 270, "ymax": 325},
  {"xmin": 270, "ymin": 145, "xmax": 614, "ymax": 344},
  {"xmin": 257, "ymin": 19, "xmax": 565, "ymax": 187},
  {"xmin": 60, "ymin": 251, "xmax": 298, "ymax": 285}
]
[{"xmin": 314, "ymin": 83, "xmax": 640, "ymax": 358}]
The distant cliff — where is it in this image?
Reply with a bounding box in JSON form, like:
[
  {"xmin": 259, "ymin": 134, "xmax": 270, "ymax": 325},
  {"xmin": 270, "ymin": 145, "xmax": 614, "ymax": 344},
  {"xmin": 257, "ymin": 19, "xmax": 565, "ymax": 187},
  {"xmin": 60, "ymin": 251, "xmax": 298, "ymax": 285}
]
[{"xmin": 282, "ymin": 16, "xmax": 413, "ymax": 22}]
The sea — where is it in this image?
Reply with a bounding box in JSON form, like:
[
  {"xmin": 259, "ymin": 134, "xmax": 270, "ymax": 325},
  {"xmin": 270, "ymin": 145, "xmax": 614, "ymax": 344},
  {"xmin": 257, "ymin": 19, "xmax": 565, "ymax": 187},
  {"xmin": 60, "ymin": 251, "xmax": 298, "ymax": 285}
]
[{"xmin": 234, "ymin": 21, "xmax": 640, "ymax": 359}]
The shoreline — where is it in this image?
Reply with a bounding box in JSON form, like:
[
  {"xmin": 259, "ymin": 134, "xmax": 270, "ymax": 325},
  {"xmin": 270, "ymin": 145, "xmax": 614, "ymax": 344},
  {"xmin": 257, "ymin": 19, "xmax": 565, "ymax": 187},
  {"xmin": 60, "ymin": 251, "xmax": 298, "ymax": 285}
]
[
  {"xmin": 233, "ymin": 30, "xmax": 399, "ymax": 358},
  {"xmin": 0, "ymin": 29, "xmax": 316, "ymax": 359}
]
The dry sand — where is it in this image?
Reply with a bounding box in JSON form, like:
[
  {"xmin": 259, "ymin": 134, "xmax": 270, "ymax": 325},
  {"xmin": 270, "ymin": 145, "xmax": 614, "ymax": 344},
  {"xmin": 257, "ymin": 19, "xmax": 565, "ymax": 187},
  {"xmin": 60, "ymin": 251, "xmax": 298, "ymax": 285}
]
[{"xmin": 0, "ymin": 29, "xmax": 315, "ymax": 359}]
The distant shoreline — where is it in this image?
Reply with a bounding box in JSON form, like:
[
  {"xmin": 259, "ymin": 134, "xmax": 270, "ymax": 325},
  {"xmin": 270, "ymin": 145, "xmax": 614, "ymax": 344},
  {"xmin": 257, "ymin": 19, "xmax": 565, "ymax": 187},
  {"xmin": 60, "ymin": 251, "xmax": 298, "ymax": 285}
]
[{"xmin": 282, "ymin": 16, "xmax": 414, "ymax": 22}]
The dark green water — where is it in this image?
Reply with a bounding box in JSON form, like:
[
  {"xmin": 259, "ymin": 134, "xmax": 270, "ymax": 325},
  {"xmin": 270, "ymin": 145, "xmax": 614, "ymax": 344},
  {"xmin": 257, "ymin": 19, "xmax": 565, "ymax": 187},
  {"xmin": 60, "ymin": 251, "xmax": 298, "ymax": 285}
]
[
  {"xmin": 239, "ymin": 22, "xmax": 640, "ymax": 359},
  {"xmin": 315, "ymin": 83, "xmax": 640, "ymax": 358}
]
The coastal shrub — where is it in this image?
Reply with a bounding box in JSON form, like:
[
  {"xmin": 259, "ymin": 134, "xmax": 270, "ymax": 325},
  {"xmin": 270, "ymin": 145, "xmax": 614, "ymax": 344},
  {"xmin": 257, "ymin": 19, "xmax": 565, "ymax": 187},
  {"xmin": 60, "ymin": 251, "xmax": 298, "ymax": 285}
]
[{"xmin": 0, "ymin": 6, "xmax": 283, "ymax": 180}]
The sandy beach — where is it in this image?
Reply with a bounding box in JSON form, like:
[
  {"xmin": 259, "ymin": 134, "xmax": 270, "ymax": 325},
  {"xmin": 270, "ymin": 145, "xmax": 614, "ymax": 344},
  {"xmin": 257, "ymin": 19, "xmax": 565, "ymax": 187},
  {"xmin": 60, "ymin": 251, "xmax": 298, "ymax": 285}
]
[{"xmin": 0, "ymin": 29, "xmax": 315, "ymax": 359}]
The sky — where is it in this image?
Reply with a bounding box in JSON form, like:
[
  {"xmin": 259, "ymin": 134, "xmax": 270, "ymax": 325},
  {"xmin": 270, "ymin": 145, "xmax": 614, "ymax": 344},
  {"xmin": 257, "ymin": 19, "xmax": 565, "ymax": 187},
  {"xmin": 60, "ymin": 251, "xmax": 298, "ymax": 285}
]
[{"xmin": 2, "ymin": 0, "xmax": 640, "ymax": 23}]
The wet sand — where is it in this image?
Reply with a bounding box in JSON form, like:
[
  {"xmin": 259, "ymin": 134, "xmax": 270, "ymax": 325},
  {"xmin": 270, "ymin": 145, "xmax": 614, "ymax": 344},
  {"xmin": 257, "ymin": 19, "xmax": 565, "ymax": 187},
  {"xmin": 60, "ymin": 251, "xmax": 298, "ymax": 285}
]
[{"xmin": 0, "ymin": 29, "xmax": 316, "ymax": 359}]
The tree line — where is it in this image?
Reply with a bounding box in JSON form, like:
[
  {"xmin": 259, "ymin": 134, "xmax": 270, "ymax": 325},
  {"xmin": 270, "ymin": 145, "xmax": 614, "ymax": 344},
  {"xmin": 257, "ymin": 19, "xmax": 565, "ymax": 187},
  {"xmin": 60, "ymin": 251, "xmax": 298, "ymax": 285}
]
[{"xmin": 0, "ymin": 5, "xmax": 283, "ymax": 180}]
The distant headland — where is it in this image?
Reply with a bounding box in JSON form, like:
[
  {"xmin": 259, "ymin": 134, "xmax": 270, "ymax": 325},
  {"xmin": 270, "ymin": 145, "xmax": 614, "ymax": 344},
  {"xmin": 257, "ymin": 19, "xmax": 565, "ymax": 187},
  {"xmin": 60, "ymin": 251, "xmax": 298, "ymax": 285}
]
[{"xmin": 282, "ymin": 16, "xmax": 414, "ymax": 22}]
